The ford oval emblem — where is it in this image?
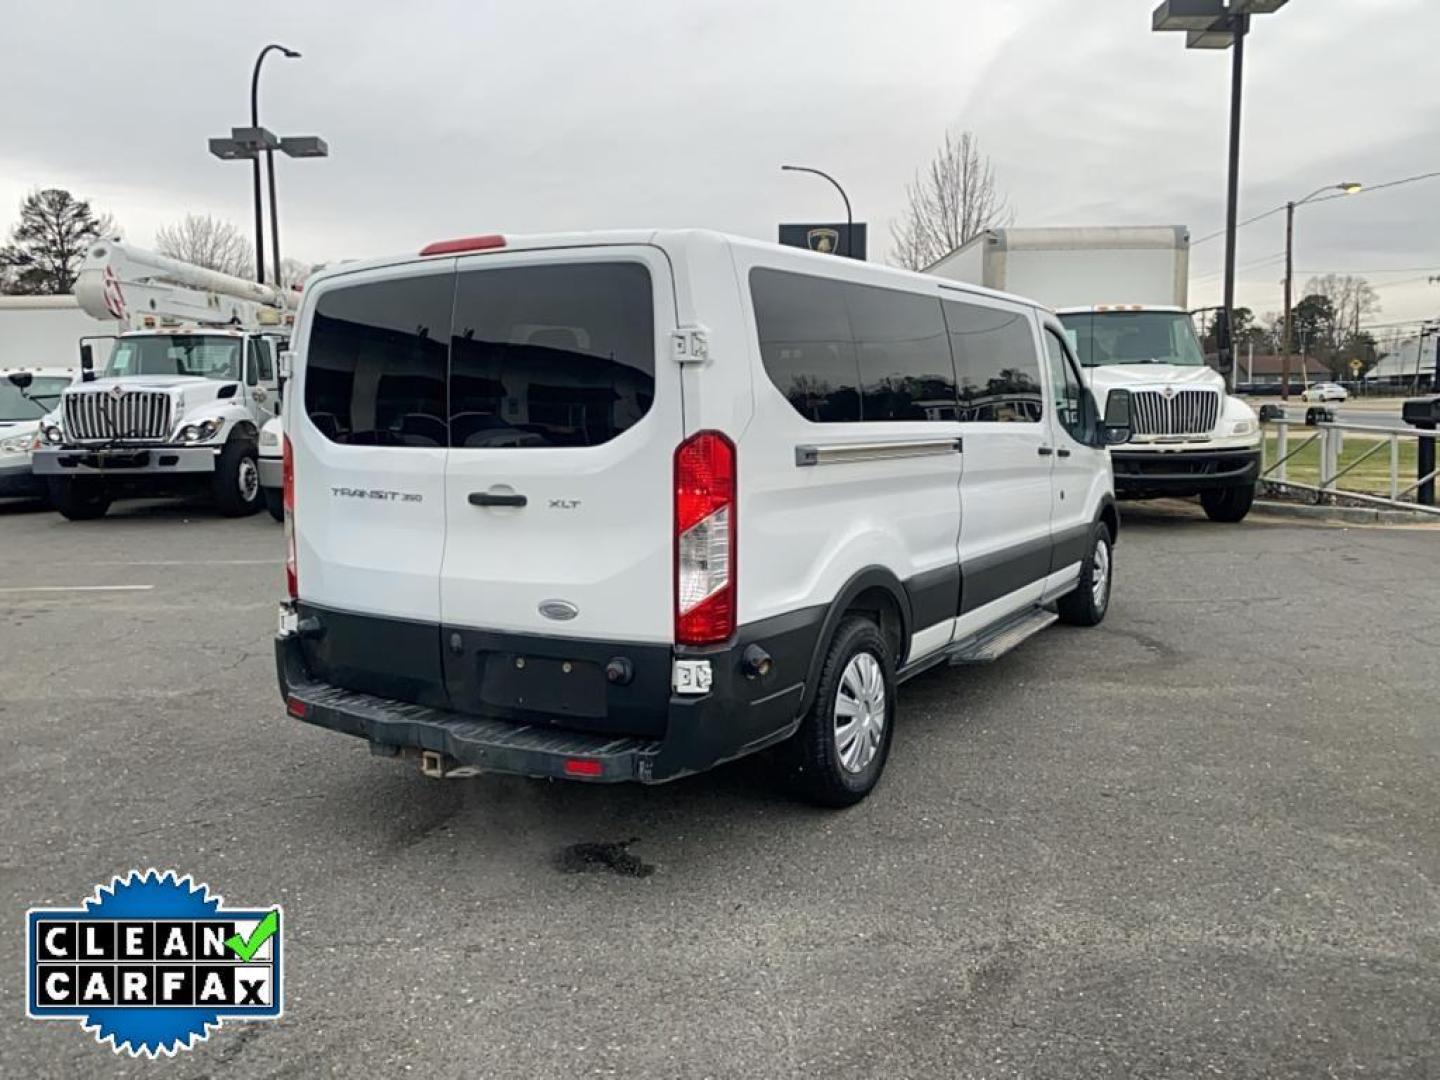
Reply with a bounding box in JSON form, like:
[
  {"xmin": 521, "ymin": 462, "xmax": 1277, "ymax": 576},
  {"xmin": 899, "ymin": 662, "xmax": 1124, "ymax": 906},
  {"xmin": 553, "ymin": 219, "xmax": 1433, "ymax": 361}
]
[{"xmin": 538, "ymin": 600, "xmax": 579, "ymax": 622}]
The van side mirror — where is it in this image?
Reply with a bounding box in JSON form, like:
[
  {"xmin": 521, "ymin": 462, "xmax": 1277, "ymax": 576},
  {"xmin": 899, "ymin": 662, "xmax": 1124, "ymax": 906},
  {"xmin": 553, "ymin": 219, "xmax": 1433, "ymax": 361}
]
[
  {"xmin": 7, "ymin": 371, "xmax": 33, "ymax": 391},
  {"xmin": 80, "ymin": 343, "xmax": 95, "ymax": 382},
  {"xmin": 1101, "ymin": 389, "xmax": 1133, "ymax": 446}
]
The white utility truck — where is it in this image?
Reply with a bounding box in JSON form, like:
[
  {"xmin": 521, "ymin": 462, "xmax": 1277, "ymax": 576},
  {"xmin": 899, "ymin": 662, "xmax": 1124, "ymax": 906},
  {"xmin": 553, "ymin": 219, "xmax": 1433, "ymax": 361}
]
[
  {"xmin": 31, "ymin": 241, "xmax": 294, "ymax": 520},
  {"xmin": 929, "ymin": 226, "xmax": 1260, "ymax": 522}
]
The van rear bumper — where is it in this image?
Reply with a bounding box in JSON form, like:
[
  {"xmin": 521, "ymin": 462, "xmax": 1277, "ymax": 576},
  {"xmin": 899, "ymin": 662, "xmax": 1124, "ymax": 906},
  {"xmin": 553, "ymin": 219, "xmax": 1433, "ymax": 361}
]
[{"xmin": 274, "ymin": 608, "xmax": 817, "ymax": 784}]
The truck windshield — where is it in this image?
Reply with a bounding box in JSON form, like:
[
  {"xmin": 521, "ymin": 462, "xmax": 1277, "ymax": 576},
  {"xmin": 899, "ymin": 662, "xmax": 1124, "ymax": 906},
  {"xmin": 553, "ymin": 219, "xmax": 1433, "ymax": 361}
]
[
  {"xmin": 104, "ymin": 336, "xmax": 242, "ymax": 380},
  {"xmin": 0, "ymin": 376, "xmax": 71, "ymax": 420},
  {"xmin": 1059, "ymin": 311, "xmax": 1206, "ymax": 368}
]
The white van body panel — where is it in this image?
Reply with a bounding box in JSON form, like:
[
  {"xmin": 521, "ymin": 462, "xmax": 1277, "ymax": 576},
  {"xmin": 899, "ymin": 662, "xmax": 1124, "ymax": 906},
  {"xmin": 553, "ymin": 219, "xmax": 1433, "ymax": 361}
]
[
  {"xmin": 439, "ymin": 244, "xmax": 681, "ymax": 643},
  {"xmin": 726, "ymin": 240, "xmax": 966, "ymax": 659}
]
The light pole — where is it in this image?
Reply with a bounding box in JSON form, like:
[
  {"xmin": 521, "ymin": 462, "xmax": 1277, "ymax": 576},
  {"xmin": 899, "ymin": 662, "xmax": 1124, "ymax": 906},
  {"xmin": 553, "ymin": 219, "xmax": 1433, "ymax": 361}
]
[
  {"xmin": 253, "ymin": 45, "xmax": 299, "ymax": 285},
  {"xmin": 1282, "ymin": 182, "xmax": 1362, "ymax": 400},
  {"xmin": 781, "ymin": 165, "xmax": 853, "ymax": 258},
  {"xmin": 209, "ymin": 45, "xmax": 328, "ymax": 286},
  {"xmin": 1152, "ymin": 0, "xmax": 1291, "ymax": 391}
]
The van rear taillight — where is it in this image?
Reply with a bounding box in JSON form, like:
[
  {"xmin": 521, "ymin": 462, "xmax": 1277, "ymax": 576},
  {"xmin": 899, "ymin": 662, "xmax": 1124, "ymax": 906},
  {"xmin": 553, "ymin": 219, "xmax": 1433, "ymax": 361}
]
[
  {"xmin": 419, "ymin": 234, "xmax": 506, "ymax": 256},
  {"xmin": 674, "ymin": 431, "xmax": 736, "ymax": 647},
  {"xmin": 283, "ymin": 434, "xmax": 297, "ymax": 600}
]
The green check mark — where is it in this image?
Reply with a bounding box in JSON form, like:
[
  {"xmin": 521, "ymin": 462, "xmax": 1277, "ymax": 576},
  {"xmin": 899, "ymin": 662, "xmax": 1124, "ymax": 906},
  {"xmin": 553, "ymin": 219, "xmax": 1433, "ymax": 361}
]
[{"xmin": 225, "ymin": 909, "xmax": 279, "ymax": 962}]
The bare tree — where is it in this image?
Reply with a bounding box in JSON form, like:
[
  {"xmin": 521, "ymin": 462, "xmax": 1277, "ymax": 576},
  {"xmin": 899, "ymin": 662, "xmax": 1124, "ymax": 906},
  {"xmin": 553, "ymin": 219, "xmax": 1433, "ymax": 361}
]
[
  {"xmin": 889, "ymin": 131, "xmax": 1011, "ymax": 271},
  {"xmin": 1301, "ymin": 273, "xmax": 1380, "ymax": 346},
  {"xmin": 155, "ymin": 214, "xmax": 254, "ymax": 278}
]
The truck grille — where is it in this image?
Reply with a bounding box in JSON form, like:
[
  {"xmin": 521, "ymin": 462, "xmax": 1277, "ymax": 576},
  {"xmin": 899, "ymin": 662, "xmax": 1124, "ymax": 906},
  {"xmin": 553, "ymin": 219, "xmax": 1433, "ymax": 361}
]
[
  {"xmin": 63, "ymin": 390, "xmax": 172, "ymax": 442},
  {"xmin": 1129, "ymin": 389, "xmax": 1219, "ymax": 436}
]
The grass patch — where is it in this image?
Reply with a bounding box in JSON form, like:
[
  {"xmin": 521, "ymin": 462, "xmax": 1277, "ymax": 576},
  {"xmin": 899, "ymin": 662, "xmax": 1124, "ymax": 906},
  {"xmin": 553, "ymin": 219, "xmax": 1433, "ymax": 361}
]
[{"xmin": 1263, "ymin": 432, "xmax": 1422, "ymax": 495}]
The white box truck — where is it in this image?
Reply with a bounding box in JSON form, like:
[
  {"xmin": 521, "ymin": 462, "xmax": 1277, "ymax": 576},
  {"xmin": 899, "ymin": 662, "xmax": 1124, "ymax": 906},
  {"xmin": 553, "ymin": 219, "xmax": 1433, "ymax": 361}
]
[{"xmin": 929, "ymin": 226, "xmax": 1260, "ymax": 522}]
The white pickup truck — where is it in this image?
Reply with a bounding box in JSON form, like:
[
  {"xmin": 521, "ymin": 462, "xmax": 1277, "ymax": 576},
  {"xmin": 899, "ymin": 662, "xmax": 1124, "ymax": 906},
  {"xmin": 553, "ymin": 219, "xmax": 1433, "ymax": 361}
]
[{"xmin": 929, "ymin": 226, "xmax": 1261, "ymax": 522}]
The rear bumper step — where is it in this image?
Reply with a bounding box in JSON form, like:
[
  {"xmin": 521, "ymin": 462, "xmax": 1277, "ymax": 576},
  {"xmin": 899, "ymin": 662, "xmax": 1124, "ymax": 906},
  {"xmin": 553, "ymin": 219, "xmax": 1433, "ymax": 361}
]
[
  {"xmin": 274, "ymin": 610, "xmax": 813, "ymax": 785},
  {"xmin": 277, "ymin": 633, "xmax": 660, "ymax": 782}
]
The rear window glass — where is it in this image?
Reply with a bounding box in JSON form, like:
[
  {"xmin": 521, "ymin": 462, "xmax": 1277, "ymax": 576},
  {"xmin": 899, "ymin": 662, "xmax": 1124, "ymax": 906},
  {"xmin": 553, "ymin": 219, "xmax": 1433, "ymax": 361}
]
[
  {"xmin": 941, "ymin": 300, "xmax": 1043, "ymax": 423},
  {"xmin": 304, "ymin": 274, "xmax": 452, "ymax": 447},
  {"xmin": 449, "ymin": 262, "xmax": 654, "ymax": 448}
]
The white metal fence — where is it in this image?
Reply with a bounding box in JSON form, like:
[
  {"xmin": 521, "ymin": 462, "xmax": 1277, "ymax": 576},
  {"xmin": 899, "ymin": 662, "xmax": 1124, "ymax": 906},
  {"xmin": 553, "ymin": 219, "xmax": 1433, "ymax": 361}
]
[{"xmin": 1259, "ymin": 417, "xmax": 1440, "ymax": 517}]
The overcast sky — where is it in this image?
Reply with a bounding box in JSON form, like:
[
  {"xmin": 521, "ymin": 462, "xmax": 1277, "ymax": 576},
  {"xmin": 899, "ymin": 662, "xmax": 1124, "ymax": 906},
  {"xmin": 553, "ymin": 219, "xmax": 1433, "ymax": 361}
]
[{"xmin": 3, "ymin": 0, "xmax": 1436, "ymax": 336}]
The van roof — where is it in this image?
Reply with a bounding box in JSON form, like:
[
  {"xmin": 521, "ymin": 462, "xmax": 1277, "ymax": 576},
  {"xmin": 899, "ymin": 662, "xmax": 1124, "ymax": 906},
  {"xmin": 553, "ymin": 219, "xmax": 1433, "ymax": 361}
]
[{"xmin": 303, "ymin": 229, "xmax": 1048, "ymax": 312}]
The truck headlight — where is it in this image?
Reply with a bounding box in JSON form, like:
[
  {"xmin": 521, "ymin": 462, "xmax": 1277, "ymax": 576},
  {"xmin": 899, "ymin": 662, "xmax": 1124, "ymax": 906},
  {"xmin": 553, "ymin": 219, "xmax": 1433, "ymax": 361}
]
[
  {"xmin": 259, "ymin": 428, "xmax": 281, "ymax": 449},
  {"xmin": 178, "ymin": 418, "xmax": 223, "ymax": 442},
  {"xmin": 1230, "ymin": 419, "xmax": 1257, "ymax": 436},
  {"xmin": 0, "ymin": 436, "xmax": 30, "ymax": 454}
]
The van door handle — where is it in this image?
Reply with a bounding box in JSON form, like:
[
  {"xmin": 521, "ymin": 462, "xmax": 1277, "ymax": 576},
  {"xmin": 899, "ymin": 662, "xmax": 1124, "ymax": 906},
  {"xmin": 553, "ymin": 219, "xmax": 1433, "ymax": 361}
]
[
  {"xmin": 469, "ymin": 492, "xmax": 527, "ymax": 507},
  {"xmin": 1056, "ymin": 447, "xmax": 1072, "ymax": 458},
  {"xmin": 1037, "ymin": 446, "xmax": 1054, "ymax": 456}
]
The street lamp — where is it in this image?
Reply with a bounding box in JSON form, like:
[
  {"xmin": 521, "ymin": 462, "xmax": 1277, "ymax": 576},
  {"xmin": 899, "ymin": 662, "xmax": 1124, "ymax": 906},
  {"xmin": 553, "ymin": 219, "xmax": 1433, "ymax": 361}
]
[
  {"xmin": 209, "ymin": 45, "xmax": 329, "ymax": 285},
  {"xmin": 1152, "ymin": 0, "xmax": 1290, "ymax": 390},
  {"xmin": 781, "ymin": 165, "xmax": 853, "ymax": 258},
  {"xmin": 1282, "ymin": 182, "xmax": 1362, "ymax": 400}
]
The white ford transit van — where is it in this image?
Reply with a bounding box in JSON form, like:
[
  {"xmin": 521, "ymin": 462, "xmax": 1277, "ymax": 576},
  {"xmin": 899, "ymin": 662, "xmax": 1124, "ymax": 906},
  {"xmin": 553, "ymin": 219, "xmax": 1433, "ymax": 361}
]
[{"xmin": 275, "ymin": 230, "xmax": 1132, "ymax": 805}]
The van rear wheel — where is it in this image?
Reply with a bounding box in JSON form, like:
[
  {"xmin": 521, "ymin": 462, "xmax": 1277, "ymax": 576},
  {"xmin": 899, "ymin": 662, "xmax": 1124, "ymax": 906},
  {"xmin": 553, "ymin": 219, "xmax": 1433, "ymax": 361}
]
[
  {"xmin": 783, "ymin": 616, "xmax": 896, "ymax": 807},
  {"xmin": 47, "ymin": 478, "xmax": 111, "ymax": 521}
]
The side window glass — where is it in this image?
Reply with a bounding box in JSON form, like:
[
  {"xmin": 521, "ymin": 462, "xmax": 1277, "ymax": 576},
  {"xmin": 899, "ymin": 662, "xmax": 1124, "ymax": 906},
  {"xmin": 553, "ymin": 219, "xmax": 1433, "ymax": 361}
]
[
  {"xmin": 1044, "ymin": 329, "xmax": 1085, "ymax": 441},
  {"xmin": 304, "ymin": 273, "xmax": 452, "ymax": 447},
  {"xmin": 256, "ymin": 339, "xmax": 275, "ymax": 382},
  {"xmin": 941, "ymin": 300, "xmax": 1043, "ymax": 422},
  {"xmin": 750, "ymin": 267, "xmax": 860, "ymax": 423},
  {"xmin": 848, "ymin": 284, "xmax": 956, "ymax": 421}
]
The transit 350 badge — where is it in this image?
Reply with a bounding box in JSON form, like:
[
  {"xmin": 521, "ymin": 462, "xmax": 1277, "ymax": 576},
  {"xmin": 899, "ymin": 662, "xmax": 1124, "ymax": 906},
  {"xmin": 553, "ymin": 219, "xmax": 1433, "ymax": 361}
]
[{"xmin": 26, "ymin": 869, "xmax": 283, "ymax": 1057}]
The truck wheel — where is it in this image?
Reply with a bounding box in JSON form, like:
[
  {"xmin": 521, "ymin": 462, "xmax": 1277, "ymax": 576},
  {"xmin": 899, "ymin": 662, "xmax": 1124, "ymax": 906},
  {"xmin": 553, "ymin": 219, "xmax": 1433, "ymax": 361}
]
[
  {"xmin": 1200, "ymin": 484, "xmax": 1255, "ymax": 523},
  {"xmin": 263, "ymin": 487, "xmax": 285, "ymax": 522},
  {"xmin": 213, "ymin": 438, "xmax": 263, "ymax": 517},
  {"xmin": 1057, "ymin": 520, "xmax": 1113, "ymax": 627},
  {"xmin": 46, "ymin": 478, "xmax": 111, "ymax": 521},
  {"xmin": 783, "ymin": 616, "xmax": 896, "ymax": 808}
]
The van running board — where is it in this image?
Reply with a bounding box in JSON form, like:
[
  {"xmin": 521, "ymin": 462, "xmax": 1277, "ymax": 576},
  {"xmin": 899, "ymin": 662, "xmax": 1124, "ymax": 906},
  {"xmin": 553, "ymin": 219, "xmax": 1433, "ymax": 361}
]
[{"xmin": 947, "ymin": 606, "xmax": 1058, "ymax": 665}]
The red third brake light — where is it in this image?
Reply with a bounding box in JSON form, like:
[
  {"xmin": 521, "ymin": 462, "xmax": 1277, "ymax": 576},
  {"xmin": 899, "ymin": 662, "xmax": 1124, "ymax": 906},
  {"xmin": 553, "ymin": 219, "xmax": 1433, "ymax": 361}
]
[
  {"xmin": 283, "ymin": 434, "xmax": 297, "ymax": 600},
  {"xmin": 674, "ymin": 431, "xmax": 736, "ymax": 647},
  {"xmin": 419, "ymin": 234, "xmax": 507, "ymax": 256}
]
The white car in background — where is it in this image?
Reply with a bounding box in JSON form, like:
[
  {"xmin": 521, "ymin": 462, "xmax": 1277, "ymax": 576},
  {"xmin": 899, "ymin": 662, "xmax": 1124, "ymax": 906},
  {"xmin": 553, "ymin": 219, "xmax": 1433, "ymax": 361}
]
[
  {"xmin": 1301, "ymin": 382, "xmax": 1348, "ymax": 403},
  {"xmin": 0, "ymin": 368, "xmax": 78, "ymax": 501}
]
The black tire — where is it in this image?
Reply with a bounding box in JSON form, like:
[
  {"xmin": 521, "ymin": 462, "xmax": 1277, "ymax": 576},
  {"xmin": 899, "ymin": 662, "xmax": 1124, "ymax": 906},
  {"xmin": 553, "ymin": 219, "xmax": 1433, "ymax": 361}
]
[
  {"xmin": 782, "ymin": 616, "xmax": 896, "ymax": 808},
  {"xmin": 263, "ymin": 487, "xmax": 284, "ymax": 522},
  {"xmin": 1057, "ymin": 520, "xmax": 1113, "ymax": 627},
  {"xmin": 46, "ymin": 477, "xmax": 111, "ymax": 521},
  {"xmin": 213, "ymin": 437, "xmax": 263, "ymax": 517},
  {"xmin": 1200, "ymin": 483, "xmax": 1255, "ymax": 523}
]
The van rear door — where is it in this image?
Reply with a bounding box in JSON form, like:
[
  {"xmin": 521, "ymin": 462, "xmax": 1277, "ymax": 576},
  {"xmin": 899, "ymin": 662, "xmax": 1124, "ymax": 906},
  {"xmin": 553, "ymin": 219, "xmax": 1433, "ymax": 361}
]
[
  {"xmin": 438, "ymin": 247, "xmax": 681, "ymax": 729},
  {"xmin": 291, "ymin": 260, "xmax": 455, "ymax": 707}
]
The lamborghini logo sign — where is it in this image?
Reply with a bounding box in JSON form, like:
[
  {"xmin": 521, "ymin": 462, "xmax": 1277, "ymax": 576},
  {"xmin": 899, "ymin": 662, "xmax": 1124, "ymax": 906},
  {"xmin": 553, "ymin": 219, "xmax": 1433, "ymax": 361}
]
[{"xmin": 806, "ymin": 228, "xmax": 840, "ymax": 254}]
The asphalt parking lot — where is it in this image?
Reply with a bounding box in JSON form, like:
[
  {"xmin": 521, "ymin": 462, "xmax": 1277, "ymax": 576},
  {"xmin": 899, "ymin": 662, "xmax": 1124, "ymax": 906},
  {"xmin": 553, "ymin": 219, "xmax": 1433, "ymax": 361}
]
[{"xmin": 1, "ymin": 497, "xmax": 1437, "ymax": 1079}]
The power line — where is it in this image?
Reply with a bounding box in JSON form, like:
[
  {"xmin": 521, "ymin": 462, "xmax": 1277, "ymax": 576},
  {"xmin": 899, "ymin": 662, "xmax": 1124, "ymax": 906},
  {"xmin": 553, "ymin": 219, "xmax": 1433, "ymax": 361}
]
[{"xmin": 1191, "ymin": 168, "xmax": 1440, "ymax": 247}]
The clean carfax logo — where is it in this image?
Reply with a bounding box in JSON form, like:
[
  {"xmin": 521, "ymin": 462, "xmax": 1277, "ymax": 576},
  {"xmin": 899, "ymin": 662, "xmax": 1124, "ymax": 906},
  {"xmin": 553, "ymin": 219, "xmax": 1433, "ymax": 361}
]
[{"xmin": 26, "ymin": 869, "xmax": 283, "ymax": 1057}]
